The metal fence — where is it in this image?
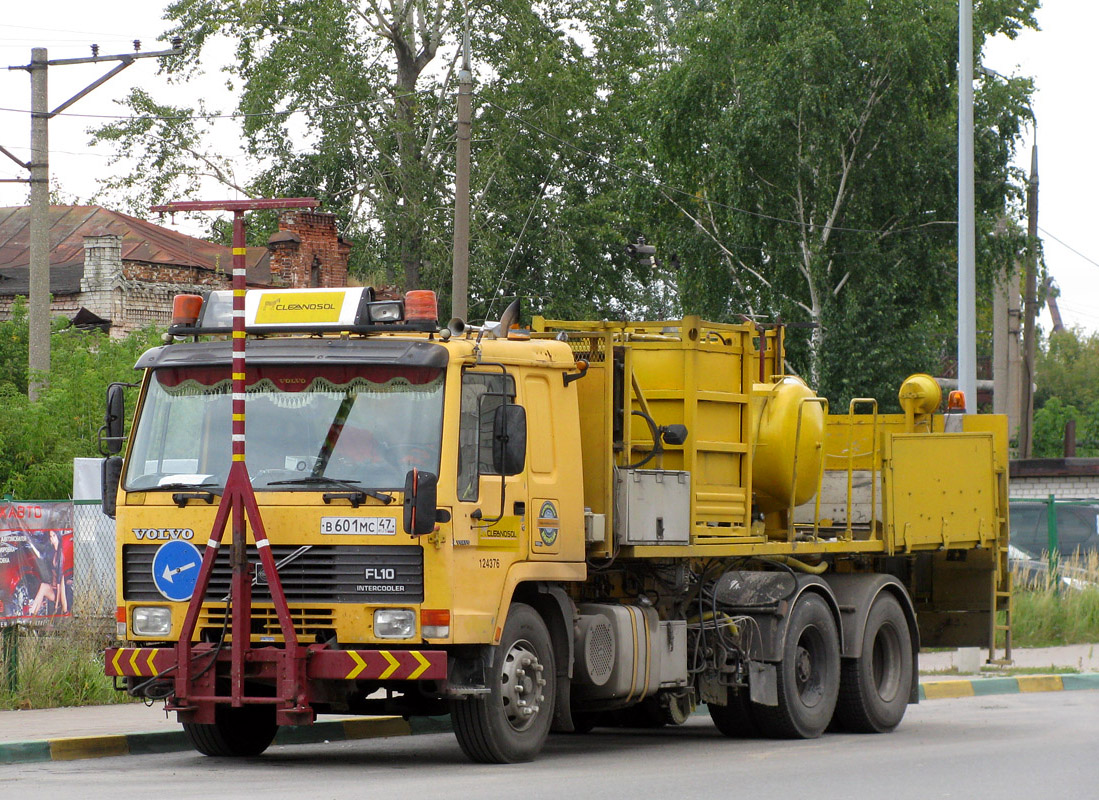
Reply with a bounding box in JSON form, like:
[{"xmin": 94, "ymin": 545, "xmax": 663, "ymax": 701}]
[
  {"xmin": 73, "ymin": 500, "xmax": 115, "ymax": 620},
  {"xmin": 1009, "ymin": 496, "xmax": 1099, "ymax": 583}
]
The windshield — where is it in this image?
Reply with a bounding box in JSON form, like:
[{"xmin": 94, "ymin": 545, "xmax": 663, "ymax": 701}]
[{"xmin": 125, "ymin": 363, "xmax": 444, "ymax": 492}]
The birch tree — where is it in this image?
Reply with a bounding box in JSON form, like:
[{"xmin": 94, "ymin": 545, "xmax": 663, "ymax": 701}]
[{"xmin": 643, "ymin": 0, "xmax": 1036, "ymax": 402}]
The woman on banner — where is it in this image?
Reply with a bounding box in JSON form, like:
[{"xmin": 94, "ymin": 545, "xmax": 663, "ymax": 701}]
[{"xmin": 28, "ymin": 530, "xmax": 68, "ymax": 616}]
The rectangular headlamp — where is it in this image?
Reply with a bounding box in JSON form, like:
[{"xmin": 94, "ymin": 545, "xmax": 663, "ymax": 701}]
[{"xmin": 366, "ymin": 300, "xmax": 404, "ymax": 323}]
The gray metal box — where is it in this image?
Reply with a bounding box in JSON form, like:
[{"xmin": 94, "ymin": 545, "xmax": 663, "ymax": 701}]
[{"xmin": 615, "ymin": 469, "xmax": 691, "ymax": 545}]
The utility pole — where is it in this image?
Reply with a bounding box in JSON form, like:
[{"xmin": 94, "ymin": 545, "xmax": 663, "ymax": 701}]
[
  {"xmin": 1019, "ymin": 142, "xmax": 1039, "ymax": 458},
  {"xmin": 450, "ymin": 18, "xmax": 472, "ymax": 323},
  {"xmin": 992, "ymin": 218, "xmax": 1021, "ymax": 449},
  {"xmin": 28, "ymin": 48, "xmax": 49, "ymax": 401},
  {"xmin": 957, "ymin": 0, "xmax": 977, "ymax": 412},
  {"xmin": 6, "ymin": 40, "xmax": 182, "ymax": 400}
]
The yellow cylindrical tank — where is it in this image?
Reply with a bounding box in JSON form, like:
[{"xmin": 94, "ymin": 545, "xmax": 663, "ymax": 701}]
[{"xmin": 751, "ymin": 377, "xmax": 825, "ymax": 513}]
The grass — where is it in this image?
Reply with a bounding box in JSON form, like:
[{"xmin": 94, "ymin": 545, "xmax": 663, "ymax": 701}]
[
  {"xmin": 920, "ymin": 665, "xmax": 1081, "ymax": 677},
  {"xmin": 0, "ymin": 617, "xmax": 133, "ymax": 710},
  {"xmin": 1008, "ymin": 552, "xmax": 1099, "ymax": 648}
]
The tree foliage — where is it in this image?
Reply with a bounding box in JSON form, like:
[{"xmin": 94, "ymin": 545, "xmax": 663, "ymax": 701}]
[
  {"xmin": 639, "ymin": 0, "xmax": 1036, "ymax": 406},
  {"xmin": 88, "ymin": 0, "xmax": 1040, "ymax": 410},
  {"xmin": 1031, "ymin": 328, "xmax": 1099, "ymax": 458},
  {"xmin": 0, "ymin": 301, "xmax": 156, "ymax": 499}
]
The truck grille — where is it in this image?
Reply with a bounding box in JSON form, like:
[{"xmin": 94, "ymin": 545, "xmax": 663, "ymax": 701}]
[
  {"xmin": 198, "ymin": 605, "xmax": 335, "ymax": 640},
  {"xmin": 122, "ymin": 544, "xmax": 424, "ymax": 604}
]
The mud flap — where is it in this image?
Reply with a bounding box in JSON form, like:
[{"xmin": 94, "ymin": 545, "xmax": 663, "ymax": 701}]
[{"xmin": 748, "ymin": 660, "xmax": 778, "ymax": 706}]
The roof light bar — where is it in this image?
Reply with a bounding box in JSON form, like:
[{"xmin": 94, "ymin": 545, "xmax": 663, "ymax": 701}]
[{"xmin": 168, "ymin": 286, "xmax": 441, "ymax": 335}]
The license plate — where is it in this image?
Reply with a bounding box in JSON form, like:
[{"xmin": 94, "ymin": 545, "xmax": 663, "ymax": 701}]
[{"xmin": 320, "ymin": 516, "xmax": 398, "ymax": 535}]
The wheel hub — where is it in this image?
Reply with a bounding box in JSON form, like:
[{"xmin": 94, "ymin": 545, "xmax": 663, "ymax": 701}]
[{"xmin": 500, "ymin": 639, "xmax": 546, "ymax": 731}]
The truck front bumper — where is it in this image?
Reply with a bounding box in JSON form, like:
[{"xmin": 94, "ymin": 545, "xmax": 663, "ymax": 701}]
[{"xmin": 105, "ymin": 645, "xmax": 448, "ymax": 683}]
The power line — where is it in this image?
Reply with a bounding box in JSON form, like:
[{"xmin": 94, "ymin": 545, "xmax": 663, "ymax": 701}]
[
  {"xmin": 0, "ymin": 23, "xmax": 144, "ymax": 37},
  {"xmin": 1039, "ymin": 225, "xmax": 1099, "ymax": 270},
  {"xmin": 0, "ymin": 87, "xmax": 437, "ymax": 122}
]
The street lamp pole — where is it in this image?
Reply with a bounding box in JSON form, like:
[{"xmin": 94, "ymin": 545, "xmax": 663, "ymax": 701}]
[{"xmin": 957, "ymin": 0, "xmax": 977, "ymax": 412}]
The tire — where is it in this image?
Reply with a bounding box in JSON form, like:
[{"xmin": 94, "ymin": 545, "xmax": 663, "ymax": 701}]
[
  {"xmin": 451, "ymin": 603, "xmax": 556, "ymax": 763},
  {"xmin": 752, "ymin": 592, "xmax": 840, "ymax": 739},
  {"xmin": 835, "ymin": 593, "xmax": 912, "ymax": 733},
  {"xmin": 183, "ymin": 703, "xmax": 279, "ymax": 757},
  {"xmin": 708, "ymin": 688, "xmax": 759, "ymax": 738}
]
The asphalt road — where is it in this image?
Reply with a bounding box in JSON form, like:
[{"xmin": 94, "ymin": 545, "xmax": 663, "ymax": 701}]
[{"xmin": 3, "ymin": 691, "xmax": 1096, "ymax": 799}]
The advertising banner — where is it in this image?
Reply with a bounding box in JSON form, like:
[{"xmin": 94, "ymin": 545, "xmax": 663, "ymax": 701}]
[{"xmin": 0, "ymin": 502, "xmax": 74, "ymax": 625}]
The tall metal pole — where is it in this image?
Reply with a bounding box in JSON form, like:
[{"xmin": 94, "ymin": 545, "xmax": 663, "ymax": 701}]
[
  {"xmin": 28, "ymin": 48, "xmax": 50, "ymax": 401},
  {"xmin": 1019, "ymin": 142, "xmax": 1039, "ymax": 458},
  {"xmin": 450, "ymin": 20, "xmax": 472, "ymax": 323},
  {"xmin": 957, "ymin": 1, "xmax": 977, "ymax": 412}
]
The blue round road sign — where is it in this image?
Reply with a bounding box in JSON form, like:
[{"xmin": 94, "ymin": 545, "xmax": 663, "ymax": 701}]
[{"xmin": 151, "ymin": 540, "xmax": 203, "ymax": 602}]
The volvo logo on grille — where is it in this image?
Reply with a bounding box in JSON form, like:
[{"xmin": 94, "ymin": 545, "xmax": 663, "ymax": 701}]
[{"xmin": 133, "ymin": 528, "xmax": 195, "ymax": 541}]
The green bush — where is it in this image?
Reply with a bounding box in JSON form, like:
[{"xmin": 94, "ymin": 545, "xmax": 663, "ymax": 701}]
[{"xmin": 0, "ymin": 300, "xmax": 158, "ymax": 499}]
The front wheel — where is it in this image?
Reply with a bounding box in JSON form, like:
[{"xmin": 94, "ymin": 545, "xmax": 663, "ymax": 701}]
[
  {"xmin": 183, "ymin": 703, "xmax": 278, "ymax": 757},
  {"xmin": 451, "ymin": 603, "xmax": 556, "ymax": 763},
  {"xmin": 752, "ymin": 592, "xmax": 840, "ymax": 739}
]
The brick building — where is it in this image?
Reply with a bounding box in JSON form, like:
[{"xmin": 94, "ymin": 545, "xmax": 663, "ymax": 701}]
[
  {"xmin": 0, "ymin": 206, "xmax": 350, "ymax": 336},
  {"xmin": 1009, "ymin": 458, "xmax": 1099, "ymax": 500}
]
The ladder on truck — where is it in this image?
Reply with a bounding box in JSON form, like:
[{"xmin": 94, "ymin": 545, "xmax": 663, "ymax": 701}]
[{"xmin": 988, "ymin": 534, "xmax": 1013, "ymax": 666}]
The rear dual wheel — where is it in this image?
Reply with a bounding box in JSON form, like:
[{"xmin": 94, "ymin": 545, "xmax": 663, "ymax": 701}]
[
  {"xmin": 834, "ymin": 593, "xmax": 912, "ymax": 733},
  {"xmin": 752, "ymin": 593, "xmax": 840, "ymax": 740}
]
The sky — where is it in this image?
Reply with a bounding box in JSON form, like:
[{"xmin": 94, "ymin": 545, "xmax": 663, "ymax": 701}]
[{"xmin": 1, "ymin": 2, "xmax": 1096, "ymax": 335}]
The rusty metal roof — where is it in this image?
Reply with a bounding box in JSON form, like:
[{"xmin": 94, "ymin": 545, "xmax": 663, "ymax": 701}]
[{"xmin": 0, "ymin": 206, "xmax": 270, "ymax": 295}]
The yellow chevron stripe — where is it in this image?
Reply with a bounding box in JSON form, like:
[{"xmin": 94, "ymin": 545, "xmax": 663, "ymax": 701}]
[
  {"xmin": 146, "ymin": 649, "xmax": 159, "ymax": 677},
  {"xmin": 129, "ymin": 649, "xmax": 143, "ymax": 676},
  {"xmin": 345, "ymin": 651, "xmax": 367, "ymax": 680},
  {"xmin": 111, "ymin": 649, "xmax": 124, "ymax": 676},
  {"xmin": 408, "ymin": 651, "xmax": 431, "ymax": 680},
  {"xmin": 379, "ymin": 650, "xmax": 400, "ymax": 679}
]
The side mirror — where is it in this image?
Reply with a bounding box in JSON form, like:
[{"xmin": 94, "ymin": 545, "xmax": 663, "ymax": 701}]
[
  {"xmin": 99, "ymin": 383, "xmax": 127, "ymax": 455},
  {"xmin": 102, "ymin": 457, "xmax": 124, "ymax": 518},
  {"xmin": 403, "ymin": 469, "xmax": 440, "ymax": 536},
  {"xmin": 492, "ymin": 404, "xmax": 526, "ymax": 476}
]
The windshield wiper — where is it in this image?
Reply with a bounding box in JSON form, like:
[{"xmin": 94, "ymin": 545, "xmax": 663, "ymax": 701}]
[
  {"xmin": 266, "ymin": 476, "xmax": 394, "ymax": 505},
  {"xmin": 149, "ymin": 482, "xmax": 222, "ymax": 508},
  {"xmin": 153, "ymin": 481, "xmax": 221, "ymax": 491}
]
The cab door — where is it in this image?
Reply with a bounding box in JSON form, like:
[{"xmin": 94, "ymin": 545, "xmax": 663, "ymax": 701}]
[{"xmin": 455, "ymin": 369, "xmax": 527, "ymax": 552}]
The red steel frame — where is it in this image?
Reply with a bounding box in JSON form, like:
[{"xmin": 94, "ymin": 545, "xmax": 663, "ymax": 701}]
[{"xmin": 152, "ymin": 199, "xmax": 317, "ymax": 725}]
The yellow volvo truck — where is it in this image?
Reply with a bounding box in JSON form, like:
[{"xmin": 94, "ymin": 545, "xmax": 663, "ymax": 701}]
[{"xmin": 102, "ymin": 286, "xmax": 1010, "ymax": 763}]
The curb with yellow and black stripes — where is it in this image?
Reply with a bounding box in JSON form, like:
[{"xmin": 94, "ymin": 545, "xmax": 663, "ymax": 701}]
[
  {"xmin": 0, "ymin": 715, "xmax": 451, "ymax": 766},
  {"xmin": 919, "ymin": 672, "xmax": 1099, "ymax": 700}
]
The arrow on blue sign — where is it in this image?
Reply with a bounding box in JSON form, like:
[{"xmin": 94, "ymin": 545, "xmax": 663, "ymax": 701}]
[{"xmin": 151, "ymin": 540, "xmax": 203, "ymax": 602}]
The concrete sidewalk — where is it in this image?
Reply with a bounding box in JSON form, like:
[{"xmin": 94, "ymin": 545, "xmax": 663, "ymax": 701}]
[
  {"xmin": 2, "ymin": 644, "xmax": 1097, "ymax": 766},
  {"xmin": 917, "ymin": 643, "xmax": 1099, "ymax": 675}
]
